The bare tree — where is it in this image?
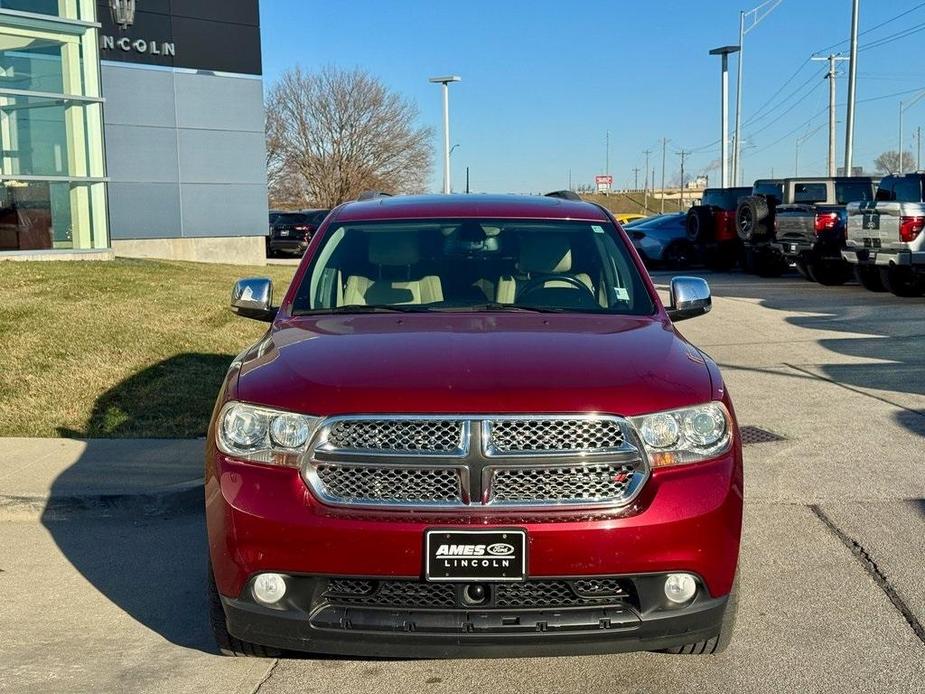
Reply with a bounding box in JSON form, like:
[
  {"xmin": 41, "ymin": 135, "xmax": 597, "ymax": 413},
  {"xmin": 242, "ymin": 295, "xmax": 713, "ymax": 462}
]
[
  {"xmin": 874, "ymin": 150, "xmax": 916, "ymax": 174},
  {"xmin": 266, "ymin": 66, "xmax": 433, "ymax": 208}
]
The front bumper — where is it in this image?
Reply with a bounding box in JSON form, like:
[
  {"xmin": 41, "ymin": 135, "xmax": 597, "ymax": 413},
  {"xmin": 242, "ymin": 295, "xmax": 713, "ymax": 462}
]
[
  {"xmin": 842, "ymin": 248, "xmax": 925, "ymax": 267},
  {"xmin": 220, "ymin": 573, "xmax": 729, "ymax": 657},
  {"xmin": 206, "ymin": 440, "xmax": 742, "ymax": 656}
]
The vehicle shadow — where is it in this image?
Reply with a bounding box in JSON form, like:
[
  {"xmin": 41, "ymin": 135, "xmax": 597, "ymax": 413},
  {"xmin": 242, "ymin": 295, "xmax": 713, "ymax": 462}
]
[
  {"xmin": 41, "ymin": 353, "xmax": 234, "ymax": 655},
  {"xmin": 659, "ymin": 270, "xmax": 925, "ymax": 436}
]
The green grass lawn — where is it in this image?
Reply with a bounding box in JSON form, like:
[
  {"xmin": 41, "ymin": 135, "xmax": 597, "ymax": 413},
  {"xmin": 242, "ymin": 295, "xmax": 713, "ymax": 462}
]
[{"xmin": 0, "ymin": 258, "xmax": 296, "ymax": 439}]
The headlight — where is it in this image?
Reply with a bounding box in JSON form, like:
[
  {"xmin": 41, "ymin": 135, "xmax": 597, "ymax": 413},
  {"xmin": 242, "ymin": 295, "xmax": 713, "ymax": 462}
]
[
  {"xmin": 630, "ymin": 403, "xmax": 732, "ymax": 467},
  {"xmin": 216, "ymin": 402, "xmax": 321, "ymax": 466}
]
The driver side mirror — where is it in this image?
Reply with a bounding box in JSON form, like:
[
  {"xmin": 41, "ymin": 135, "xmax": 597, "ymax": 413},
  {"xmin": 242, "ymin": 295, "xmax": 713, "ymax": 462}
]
[
  {"xmin": 231, "ymin": 277, "xmax": 277, "ymax": 322},
  {"xmin": 667, "ymin": 276, "xmax": 711, "ymax": 322}
]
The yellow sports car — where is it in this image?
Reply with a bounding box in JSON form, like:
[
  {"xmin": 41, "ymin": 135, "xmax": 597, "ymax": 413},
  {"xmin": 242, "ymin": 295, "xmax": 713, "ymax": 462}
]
[{"xmin": 616, "ymin": 213, "xmax": 647, "ymax": 225}]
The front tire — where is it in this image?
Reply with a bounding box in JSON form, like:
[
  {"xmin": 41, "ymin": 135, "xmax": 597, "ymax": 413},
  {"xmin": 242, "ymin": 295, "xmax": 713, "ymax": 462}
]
[{"xmin": 208, "ymin": 561, "xmax": 281, "ymax": 658}]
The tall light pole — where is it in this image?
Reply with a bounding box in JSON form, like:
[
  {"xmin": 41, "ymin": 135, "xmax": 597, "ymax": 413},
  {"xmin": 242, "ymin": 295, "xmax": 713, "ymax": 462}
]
[
  {"xmin": 844, "ymin": 0, "xmax": 860, "ymax": 174},
  {"xmin": 732, "ymin": 0, "xmax": 783, "ymax": 186},
  {"xmin": 710, "ymin": 45, "xmax": 740, "ymax": 188},
  {"xmin": 429, "ymin": 75, "xmax": 461, "ymax": 194}
]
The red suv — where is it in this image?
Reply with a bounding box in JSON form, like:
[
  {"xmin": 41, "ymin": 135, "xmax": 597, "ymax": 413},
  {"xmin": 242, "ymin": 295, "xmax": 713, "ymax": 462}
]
[{"xmin": 207, "ymin": 193, "xmax": 743, "ymax": 658}]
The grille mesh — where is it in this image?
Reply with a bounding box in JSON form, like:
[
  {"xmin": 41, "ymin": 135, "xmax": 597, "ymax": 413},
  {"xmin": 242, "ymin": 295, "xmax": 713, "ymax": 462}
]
[
  {"xmin": 325, "ymin": 580, "xmax": 457, "ymax": 608},
  {"xmin": 489, "ymin": 463, "xmax": 635, "ymax": 503},
  {"xmin": 488, "ymin": 418, "xmax": 625, "ymax": 453},
  {"xmin": 325, "ymin": 419, "xmax": 464, "ymax": 454},
  {"xmin": 323, "ymin": 579, "xmax": 629, "ymax": 609},
  {"xmin": 315, "ymin": 464, "xmax": 463, "ymax": 504}
]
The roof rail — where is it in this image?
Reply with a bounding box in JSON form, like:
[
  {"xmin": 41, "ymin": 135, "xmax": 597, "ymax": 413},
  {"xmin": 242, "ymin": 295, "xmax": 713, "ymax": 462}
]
[
  {"xmin": 545, "ymin": 190, "xmax": 582, "ymax": 201},
  {"xmin": 356, "ymin": 190, "xmax": 394, "ymax": 201}
]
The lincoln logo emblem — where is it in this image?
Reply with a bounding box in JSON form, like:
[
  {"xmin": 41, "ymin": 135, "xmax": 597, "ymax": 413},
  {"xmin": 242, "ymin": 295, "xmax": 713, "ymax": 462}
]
[{"xmin": 109, "ymin": 0, "xmax": 137, "ymax": 30}]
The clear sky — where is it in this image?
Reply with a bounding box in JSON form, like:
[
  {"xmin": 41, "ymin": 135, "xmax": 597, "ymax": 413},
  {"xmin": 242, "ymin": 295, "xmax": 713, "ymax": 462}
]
[{"xmin": 259, "ymin": 0, "xmax": 925, "ymax": 193}]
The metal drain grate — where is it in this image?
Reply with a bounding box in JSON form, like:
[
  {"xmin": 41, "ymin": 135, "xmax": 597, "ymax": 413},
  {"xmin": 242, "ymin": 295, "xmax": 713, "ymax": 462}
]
[{"xmin": 739, "ymin": 426, "xmax": 787, "ymax": 445}]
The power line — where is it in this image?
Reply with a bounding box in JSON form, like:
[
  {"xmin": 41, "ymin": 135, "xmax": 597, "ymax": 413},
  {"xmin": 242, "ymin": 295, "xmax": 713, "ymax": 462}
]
[
  {"xmin": 814, "ymin": 0, "xmax": 925, "ymax": 54},
  {"xmin": 743, "ymin": 64, "xmax": 827, "ymax": 128},
  {"xmin": 744, "ymin": 70, "xmax": 827, "ymax": 140},
  {"xmin": 744, "ymin": 58, "xmax": 812, "ymax": 125},
  {"xmin": 859, "ymin": 20, "xmax": 925, "ymax": 52}
]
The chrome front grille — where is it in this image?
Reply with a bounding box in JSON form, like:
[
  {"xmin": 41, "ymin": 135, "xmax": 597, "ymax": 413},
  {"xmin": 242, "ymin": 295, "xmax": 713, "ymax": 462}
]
[
  {"xmin": 486, "ymin": 417, "xmax": 625, "ymax": 455},
  {"xmin": 323, "ymin": 418, "xmax": 466, "ymax": 455},
  {"xmin": 303, "ymin": 415, "xmax": 646, "ymax": 509},
  {"xmin": 314, "ymin": 462, "xmax": 464, "ymax": 505},
  {"xmin": 487, "ymin": 462, "xmax": 637, "ymax": 504}
]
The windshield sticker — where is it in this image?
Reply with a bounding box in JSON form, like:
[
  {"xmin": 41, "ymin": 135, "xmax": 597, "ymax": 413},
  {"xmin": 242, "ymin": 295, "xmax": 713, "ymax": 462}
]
[
  {"xmin": 615, "ymin": 287, "xmax": 630, "ymax": 301},
  {"xmin": 592, "ymin": 225, "xmax": 605, "ymax": 234}
]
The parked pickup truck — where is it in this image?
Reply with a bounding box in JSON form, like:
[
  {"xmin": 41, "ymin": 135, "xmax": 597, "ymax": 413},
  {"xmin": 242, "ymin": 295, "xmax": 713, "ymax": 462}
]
[
  {"xmin": 843, "ymin": 173, "xmax": 925, "ymax": 297},
  {"xmin": 770, "ymin": 177, "xmax": 877, "ymax": 285}
]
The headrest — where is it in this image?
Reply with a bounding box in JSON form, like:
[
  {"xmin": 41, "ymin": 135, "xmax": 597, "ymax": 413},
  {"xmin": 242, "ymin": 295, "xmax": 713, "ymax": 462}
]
[
  {"xmin": 368, "ymin": 233, "xmax": 420, "ymax": 265},
  {"xmin": 519, "ymin": 234, "xmax": 572, "ymax": 274}
]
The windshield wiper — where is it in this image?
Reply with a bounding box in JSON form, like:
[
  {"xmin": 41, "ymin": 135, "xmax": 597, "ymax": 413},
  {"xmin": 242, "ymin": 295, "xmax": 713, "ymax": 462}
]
[
  {"xmin": 297, "ymin": 304, "xmax": 435, "ymax": 315},
  {"xmin": 440, "ymin": 302, "xmax": 570, "ymax": 314}
]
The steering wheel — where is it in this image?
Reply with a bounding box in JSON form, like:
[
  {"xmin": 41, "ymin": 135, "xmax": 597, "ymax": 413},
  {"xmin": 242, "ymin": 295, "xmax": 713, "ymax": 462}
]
[{"xmin": 517, "ymin": 274, "xmax": 598, "ymax": 305}]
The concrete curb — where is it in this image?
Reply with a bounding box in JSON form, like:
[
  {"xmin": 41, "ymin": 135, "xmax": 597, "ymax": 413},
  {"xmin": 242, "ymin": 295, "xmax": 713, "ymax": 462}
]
[{"xmin": 0, "ymin": 479, "xmax": 204, "ymax": 522}]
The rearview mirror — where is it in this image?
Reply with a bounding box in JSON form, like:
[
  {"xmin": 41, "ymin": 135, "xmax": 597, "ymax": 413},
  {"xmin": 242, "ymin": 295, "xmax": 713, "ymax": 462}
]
[
  {"xmin": 667, "ymin": 277, "xmax": 711, "ymax": 322},
  {"xmin": 231, "ymin": 277, "xmax": 276, "ymax": 322}
]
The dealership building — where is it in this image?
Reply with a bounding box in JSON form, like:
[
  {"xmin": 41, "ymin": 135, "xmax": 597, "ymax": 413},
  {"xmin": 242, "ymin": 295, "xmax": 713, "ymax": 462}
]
[{"xmin": 0, "ymin": 0, "xmax": 267, "ymax": 263}]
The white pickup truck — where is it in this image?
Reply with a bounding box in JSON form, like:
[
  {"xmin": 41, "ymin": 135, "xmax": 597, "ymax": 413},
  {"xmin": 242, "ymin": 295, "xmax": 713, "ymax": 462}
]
[{"xmin": 843, "ymin": 173, "xmax": 925, "ymax": 297}]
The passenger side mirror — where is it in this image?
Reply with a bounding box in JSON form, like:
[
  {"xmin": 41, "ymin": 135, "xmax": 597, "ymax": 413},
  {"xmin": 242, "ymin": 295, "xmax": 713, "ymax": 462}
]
[
  {"xmin": 667, "ymin": 277, "xmax": 711, "ymax": 322},
  {"xmin": 231, "ymin": 277, "xmax": 277, "ymax": 322}
]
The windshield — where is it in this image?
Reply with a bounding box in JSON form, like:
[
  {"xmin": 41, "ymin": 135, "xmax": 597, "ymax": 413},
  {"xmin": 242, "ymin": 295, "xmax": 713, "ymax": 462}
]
[{"xmin": 292, "ymin": 219, "xmax": 654, "ymax": 315}]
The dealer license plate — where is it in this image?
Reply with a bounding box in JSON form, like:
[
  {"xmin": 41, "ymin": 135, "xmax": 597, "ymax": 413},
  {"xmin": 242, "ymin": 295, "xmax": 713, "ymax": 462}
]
[{"xmin": 425, "ymin": 529, "xmax": 526, "ymax": 582}]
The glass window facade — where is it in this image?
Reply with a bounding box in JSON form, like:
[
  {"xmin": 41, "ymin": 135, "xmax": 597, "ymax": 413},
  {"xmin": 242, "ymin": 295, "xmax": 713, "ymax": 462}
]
[{"xmin": 0, "ymin": 0, "xmax": 107, "ymax": 252}]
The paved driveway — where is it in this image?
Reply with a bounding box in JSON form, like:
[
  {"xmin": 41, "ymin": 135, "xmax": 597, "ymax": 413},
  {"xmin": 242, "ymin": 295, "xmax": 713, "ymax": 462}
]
[{"xmin": 1, "ymin": 271, "xmax": 922, "ymax": 693}]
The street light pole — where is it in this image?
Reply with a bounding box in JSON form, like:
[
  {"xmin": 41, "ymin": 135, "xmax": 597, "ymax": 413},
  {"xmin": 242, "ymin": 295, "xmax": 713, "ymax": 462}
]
[
  {"xmin": 429, "ymin": 75, "xmax": 461, "ymax": 194},
  {"xmin": 812, "ymin": 54, "xmax": 848, "ymax": 177},
  {"xmin": 710, "ymin": 45, "xmax": 740, "ymax": 188},
  {"xmin": 731, "ymin": 0, "xmax": 783, "ymax": 186}
]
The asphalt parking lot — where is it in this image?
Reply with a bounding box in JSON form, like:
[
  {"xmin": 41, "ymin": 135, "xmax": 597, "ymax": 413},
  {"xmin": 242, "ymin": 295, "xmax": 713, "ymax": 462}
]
[{"xmin": 1, "ymin": 270, "xmax": 922, "ymax": 694}]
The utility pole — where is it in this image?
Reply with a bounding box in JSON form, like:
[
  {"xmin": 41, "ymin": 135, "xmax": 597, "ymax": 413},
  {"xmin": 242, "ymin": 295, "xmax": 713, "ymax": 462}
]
[
  {"xmin": 677, "ymin": 149, "xmax": 690, "ymax": 212},
  {"xmin": 898, "ymin": 92, "xmax": 925, "ymax": 174},
  {"xmin": 812, "ymin": 54, "xmax": 848, "ymax": 177},
  {"xmin": 605, "ymin": 130, "xmax": 610, "ymax": 175},
  {"xmin": 466, "ymin": 166, "xmax": 470, "ymax": 194},
  {"xmin": 732, "ymin": 0, "xmax": 783, "ymax": 187},
  {"xmin": 568, "ymin": 168, "xmax": 572, "ymax": 191},
  {"xmin": 660, "ymin": 138, "xmax": 669, "ymax": 214},
  {"xmin": 643, "ymin": 149, "xmax": 652, "ymax": 211},
  {"xmin": 632, "ymin": 167, "xmax": 640, "ymax": 190},
  {"xmin": 918, "ymin": 127, "xmax": 922, "ymax": 171}
]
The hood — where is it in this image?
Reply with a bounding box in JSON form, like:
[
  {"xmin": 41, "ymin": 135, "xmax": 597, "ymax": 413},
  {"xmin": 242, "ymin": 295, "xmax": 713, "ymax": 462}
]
[{"xmin": 233, "ymin": 313, "xmax": 712, "ymax": 417}]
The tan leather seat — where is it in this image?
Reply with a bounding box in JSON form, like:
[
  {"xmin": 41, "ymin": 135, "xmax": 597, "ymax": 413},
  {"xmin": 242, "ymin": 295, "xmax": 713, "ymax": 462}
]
[
  {"xmin": 496, "ymin": 233, "xmax": 593, "ymax": 303},
  {"xmin": 343, "ymin": 233, "xmax": 443, "ymax": 306}
]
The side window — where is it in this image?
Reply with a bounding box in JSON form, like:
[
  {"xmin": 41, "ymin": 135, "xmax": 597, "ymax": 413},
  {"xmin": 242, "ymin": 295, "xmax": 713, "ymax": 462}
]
[
  {"xmin": 835, "ymin": 182, "xmax": 875, "ymax": 205},
  {"xmin": 793, "ymin": 183, "xmax": 827, "ymax": 204},
  {"xmin": 875, "ymin": 178, "xmax": 895, "ymax": 202},
  {"xmin": 892, "ymin": 178, "xmax": 923, "ymax": 203}
]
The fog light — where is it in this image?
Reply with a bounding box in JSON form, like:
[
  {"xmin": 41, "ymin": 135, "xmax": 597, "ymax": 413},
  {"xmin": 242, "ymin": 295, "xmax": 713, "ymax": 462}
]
[
  {"xmin": 664, "ymin": 573, "xmax": 697, "ymax": 604},
  {"xmin": 252, "ymin": 573, "xmax": 287, "ymax": 605}
]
